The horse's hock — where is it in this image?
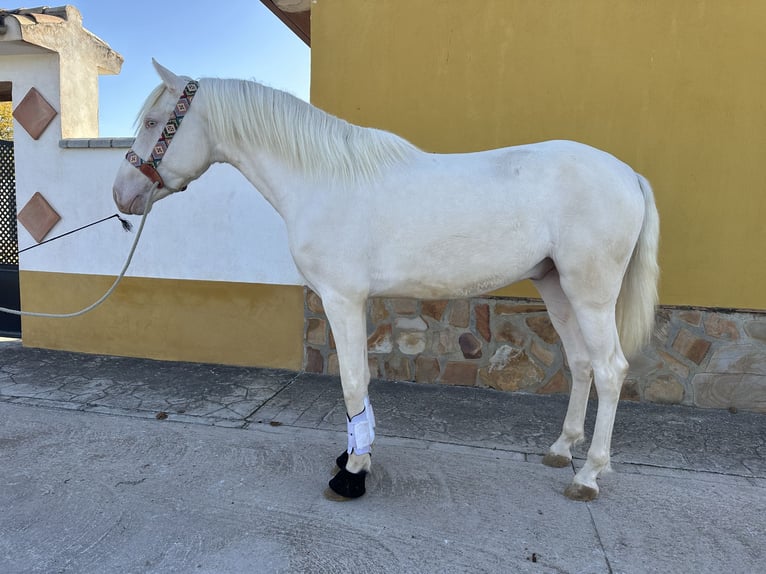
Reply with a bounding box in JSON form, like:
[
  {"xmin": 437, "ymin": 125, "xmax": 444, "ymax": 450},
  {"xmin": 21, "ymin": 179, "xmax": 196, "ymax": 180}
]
[{"xmin": 304, "ymin": 289, "xmax": 766, "ymax": 414}]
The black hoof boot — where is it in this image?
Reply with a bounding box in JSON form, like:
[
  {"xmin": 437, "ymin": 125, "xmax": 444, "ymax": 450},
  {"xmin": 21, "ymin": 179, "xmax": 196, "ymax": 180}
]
[
  {"xmin": 328, "ymin": 467, "xmax": 367, "ymax": 499},
  {"xmin": 336, "ymin": 450, "xmax": 349, "ymax": 470}
]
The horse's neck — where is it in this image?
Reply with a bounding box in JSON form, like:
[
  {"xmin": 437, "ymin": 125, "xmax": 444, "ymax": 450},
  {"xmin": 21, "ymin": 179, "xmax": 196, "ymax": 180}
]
[{"xmin": 221, "ymin": 144, "xmax": 307, "ymax": 219}]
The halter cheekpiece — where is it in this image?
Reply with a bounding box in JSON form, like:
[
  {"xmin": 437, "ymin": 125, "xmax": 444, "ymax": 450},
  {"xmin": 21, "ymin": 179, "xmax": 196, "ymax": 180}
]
[{"xmin": 126, "ymin": 80, "xmax": 199, "ymax": 190}]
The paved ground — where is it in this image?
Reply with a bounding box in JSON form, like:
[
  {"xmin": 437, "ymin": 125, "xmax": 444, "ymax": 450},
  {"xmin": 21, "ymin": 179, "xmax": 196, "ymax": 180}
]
[{"xmin": 1, "ymin": 339, "xmax": 764, "ymax": 574}]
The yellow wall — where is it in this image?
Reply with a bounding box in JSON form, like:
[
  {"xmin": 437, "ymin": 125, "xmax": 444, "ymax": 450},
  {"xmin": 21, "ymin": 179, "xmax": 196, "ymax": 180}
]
[
  {"xmin": 20, "ymin": 271, "xmax": 305, "ymax": 369},
  {"xmin": 311, "ymin": 0, "xmax": 766, "ymax": 309}
]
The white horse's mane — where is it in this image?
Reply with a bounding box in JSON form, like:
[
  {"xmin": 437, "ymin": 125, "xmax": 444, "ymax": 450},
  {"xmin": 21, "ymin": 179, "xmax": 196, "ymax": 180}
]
[{"xmin": 138, "ymin": 77, "xmax": 420, "ymax": 184}]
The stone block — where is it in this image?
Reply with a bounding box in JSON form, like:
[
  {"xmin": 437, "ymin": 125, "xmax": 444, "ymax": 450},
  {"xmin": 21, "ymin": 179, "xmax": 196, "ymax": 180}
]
[
  {"xmin": 645, "ymin": 375, "xmax": 685, "ymax": 404},
  {"xmin": 620, "ymin": 379, "xmax": 640, "ymax": 401},
  {"xmin": 494, "ymin": 317, "xmax": 527, "ymax": 347},
  {"xmin": 448, "ymin": 300, "xmax": 470, "ymax": 328},
  {"xmin": 305, "ymin": 347, "xmax": 323, "ymax": 373},
  {"xmin": 306, "ymin": 290, "xmax": 324, "ymax": 314},
  {"xmin": 706, "ymin": 344, "xmax": 766, "ymax": 375},
  {"xmin": 478, "ymin": 346, "xmax": 544, "ymax": 392},
  {"xmin": 678, "ymin": 310, "xmax": 701, "ymax": 326},
  {"xmin": 327, "ymin": 353, "xmax": 340, "ymax": 376},
  {"xmin": 671, "ymin": 329, "xmax": 711, "ymax": 365},
  {"xmin": 440, "ymin": 361, "xmax": 478, "ymax": 386},
  {"xmin": 657, "ymin": 350, "xmax": 691, "ymax": 379},
  {"xmin": 744, "ymin": 320, "xmax": 766, "ymax": 343},
  {"xmin": 88, "ymin": 138, "xmax": 111, "ymax": 148},
  {"xmin": 526, "ymin": 315, "xmax": 559, "ymax": 345},
  {"xmin": 652, "ymin": 309, "xmax": 672, "ymax": 345},
  {"xmin": 396, "ymin": 331, "xmax": 426, "ymax": 355},
  {"xmin": 458, "ymin": 332, "xmax": 483, "ymax": 359},
  {"xmin": 703, "ymin": 315, "xmax": 740, "ymax": 340},
  {"xmin": 59, "ymin": 138, "xmax": 88, "ymax": 148},
  {"xmin": 395, "ymin": 316, "xmax": 427, "ymax": 331},
  {"xmin": 495, "ymin": 302, "xmax": 547, "ymax": 314},
  {"xmin": 415, "ymin": 356, "xmax": 441, "ymax": 382},
  {"xmin": 384, "ymin": 356, "xmax": 412, "ymax": 381},
  {"xmin": 110, "ymin": 137, "xmax": 135, "ymax": 147},
  {"xmin": 537, "ymin": 370, "xmax": 570, "ymax": 394},
  {"xmin": 367, "ymin": 324, "xmax": 393, "ymax": 354},
  {"xmin": 305, "ymin": 318, "xmax": 326, "ymax": 346},
  {"xmin": 431, "ymin": 328, "xmax": 460, "ymax": 355},
  {"xmin": 692, "ymin": 373, "xmax": 766, "ymax": 413},
  {"xmin": 626, "ymin": 351, "xmax": 663, "ymax": 379},
  {"xmin": 474, "ymin": 303, "xmax": 491, "ymax": 342},
  {"xmin": 368, "ymin": 357, "xmax": 382, "ymax": 379},
  {"xmin": 368, "ymin": 298, "xmax": 389, "ymax": 323},
  {"xmin": 391, "ymin": 298, "xmax": 418, "ymax": 315},
  {"xmin": 530, "ymin": 340, "xmax": 555, "ymax": 366},
  {"xmin": 422, "ymin": 300, "xmax": 448, "ymax": 321},
  {"xmin": 488, "ymin": 345, "xmax": 518, "ymax": 370}
]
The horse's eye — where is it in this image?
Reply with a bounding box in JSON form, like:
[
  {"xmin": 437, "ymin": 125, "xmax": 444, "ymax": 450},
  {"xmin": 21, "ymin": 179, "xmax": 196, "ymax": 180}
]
[{"xmin": 144, "ymin": 119, "xmax": 158, "ymax": 129}]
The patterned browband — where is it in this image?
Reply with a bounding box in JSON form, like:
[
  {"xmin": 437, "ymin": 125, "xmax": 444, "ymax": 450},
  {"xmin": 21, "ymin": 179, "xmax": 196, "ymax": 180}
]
[{"xmin": 125, "ymin": 80, "xmax": 199, "ymax": 189}]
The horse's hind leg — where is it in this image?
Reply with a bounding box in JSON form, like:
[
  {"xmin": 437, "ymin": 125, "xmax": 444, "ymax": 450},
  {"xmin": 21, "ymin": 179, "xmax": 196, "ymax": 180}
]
[
  {"xmin": 533, "ymin": 270, "xmax": 593, "ymax": 469},
  {"xmin": 321, "ymin": 294, "xmax": 374, "ymax": 499},
  {"xmin": 564, "ymin": 298, "xmax": 628, "ymax": 501}
]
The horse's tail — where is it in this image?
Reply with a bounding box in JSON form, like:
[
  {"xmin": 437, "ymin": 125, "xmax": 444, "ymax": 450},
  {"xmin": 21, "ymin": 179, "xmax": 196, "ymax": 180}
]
[{"xmin": 616, "ymin": 173, "xmax": 660, "ymax": 358}]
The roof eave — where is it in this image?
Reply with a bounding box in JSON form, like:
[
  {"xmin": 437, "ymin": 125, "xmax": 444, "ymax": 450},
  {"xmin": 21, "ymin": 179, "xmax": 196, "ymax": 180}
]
[{"xmin": 259, "ymin": 0, "xmax": 310, "ymax": 47}]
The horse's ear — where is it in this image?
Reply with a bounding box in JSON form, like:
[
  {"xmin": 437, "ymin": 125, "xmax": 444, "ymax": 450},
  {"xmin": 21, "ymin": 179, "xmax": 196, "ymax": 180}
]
[{"xmin": 152, "ymin": 59, "xmax": 182, "ymax": 95}]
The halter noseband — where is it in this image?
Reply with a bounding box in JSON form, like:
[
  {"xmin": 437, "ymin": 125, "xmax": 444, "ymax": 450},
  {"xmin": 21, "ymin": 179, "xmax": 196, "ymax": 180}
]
[{"xmin": 126, "ymin": 80, "xmax": 199, "ymax": 190}]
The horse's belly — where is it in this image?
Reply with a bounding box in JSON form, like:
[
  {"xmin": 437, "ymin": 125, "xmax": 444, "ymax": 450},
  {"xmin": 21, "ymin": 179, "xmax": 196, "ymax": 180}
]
[
  {"xmin": 371, "ymin": 275, "xmax": 520, "ymax": 299},
  {"xmin": 369, "ymin": 247, "xmax": 549, "ymax": 299},
  {"xmin": 364, "ymin": 198, "xmax": 551, "ymax": 298}
]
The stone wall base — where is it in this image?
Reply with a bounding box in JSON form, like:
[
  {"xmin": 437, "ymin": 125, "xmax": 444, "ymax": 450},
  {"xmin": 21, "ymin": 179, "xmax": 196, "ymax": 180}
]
[{"xmin": 304, "ymin": 289, "xmax": 766, "ymax": 413}]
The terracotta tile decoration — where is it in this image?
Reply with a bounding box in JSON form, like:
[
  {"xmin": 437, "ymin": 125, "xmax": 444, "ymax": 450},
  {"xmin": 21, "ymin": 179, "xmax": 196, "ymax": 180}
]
[
  {"xmin": 13, "ymin": 87, "xmax": 58, "ymax": 140},
  {"xmin": 17, "ymin": 192, "xmax": 61, "ymax": 243}
]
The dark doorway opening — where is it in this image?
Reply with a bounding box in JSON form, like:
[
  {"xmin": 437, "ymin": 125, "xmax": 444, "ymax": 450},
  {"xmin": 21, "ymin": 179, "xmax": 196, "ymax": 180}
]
[{"xmin": 0, "ymin": 80, "xmax": 21, "ymax": 337}]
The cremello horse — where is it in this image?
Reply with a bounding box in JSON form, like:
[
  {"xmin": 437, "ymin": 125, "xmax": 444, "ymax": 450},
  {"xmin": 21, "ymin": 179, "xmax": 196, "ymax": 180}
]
[{"xmin": 113, "ymin": 61, "xmax": 660, "ymax": 501}]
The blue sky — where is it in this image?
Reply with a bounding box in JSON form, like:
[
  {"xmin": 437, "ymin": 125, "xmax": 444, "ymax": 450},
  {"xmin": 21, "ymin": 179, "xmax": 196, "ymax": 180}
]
[{"xmin": 71, "ymin": 1, "xmax": 310, "ymax": 136}]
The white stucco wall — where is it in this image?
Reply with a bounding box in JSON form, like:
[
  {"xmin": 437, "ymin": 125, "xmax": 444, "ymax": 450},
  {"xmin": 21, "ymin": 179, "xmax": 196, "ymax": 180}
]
[
  {"xmin": 5, "ymin": 54, "xmax": 303, "ymax": 286},
  {"xmin": 19, "ymin": 147, "xmax": 303, "ymax": 285}
]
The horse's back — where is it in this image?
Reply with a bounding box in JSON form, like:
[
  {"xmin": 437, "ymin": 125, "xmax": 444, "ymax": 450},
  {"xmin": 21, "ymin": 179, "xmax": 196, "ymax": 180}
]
[
  {"xmin": 479, "ymin": 139, "xmax": 639, "ymax": 197},
  {"xmin": 476, "ymin": 140, "xmax": 646, "ymax": 247},
  {"xmin": 410, "ymin": 139, "xmax": 645, "ymax": 241},
  {"xmin": 352, "ymin": 141, "xmax": 644, "ymax": 298},
  {"xmin": 293, "ymin": 139, "xmax": 646, "ymax": 300}
]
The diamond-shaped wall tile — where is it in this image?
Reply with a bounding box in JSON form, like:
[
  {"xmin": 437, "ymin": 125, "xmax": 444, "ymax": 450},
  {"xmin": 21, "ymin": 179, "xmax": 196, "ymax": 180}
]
[
  {"xmin": 17, "ymin": 192, "xmax": 60, "ymax": 243},
  {"xmin": 13, "ymin": 88, "xmax": 57, "ymax": 140}
]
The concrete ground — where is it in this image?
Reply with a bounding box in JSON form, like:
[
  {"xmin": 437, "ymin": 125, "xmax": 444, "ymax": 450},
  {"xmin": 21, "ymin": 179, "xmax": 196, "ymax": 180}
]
[{"xmin": 1, "ymin": 339, "xmax": 764, "ymax": 574}]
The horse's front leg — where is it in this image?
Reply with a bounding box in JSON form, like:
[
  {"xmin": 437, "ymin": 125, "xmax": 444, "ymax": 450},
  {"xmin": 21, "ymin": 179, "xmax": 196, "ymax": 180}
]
[
  {"xmin": 322, "ymin": 295, "xmax": 374, "ymax": 499},
  {"xmin": 534, "ymin": 272, "xmax": 593, "ymax": 468}
]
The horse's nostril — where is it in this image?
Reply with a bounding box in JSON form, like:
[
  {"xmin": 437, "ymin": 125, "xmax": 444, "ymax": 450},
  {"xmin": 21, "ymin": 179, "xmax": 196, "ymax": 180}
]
[{"xmin": 128, "ymin": 195, "xmax": 145, "ymax": 215}]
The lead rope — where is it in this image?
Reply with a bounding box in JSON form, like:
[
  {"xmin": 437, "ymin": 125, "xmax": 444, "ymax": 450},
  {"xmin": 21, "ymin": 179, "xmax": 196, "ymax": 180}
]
[
  {"xmin": 17, "ymin": 214, "xmax": 133, "ymax": 255},
  {"xmin": 0, "ymin": 184, "xmax": 158, "ymax": 318}
]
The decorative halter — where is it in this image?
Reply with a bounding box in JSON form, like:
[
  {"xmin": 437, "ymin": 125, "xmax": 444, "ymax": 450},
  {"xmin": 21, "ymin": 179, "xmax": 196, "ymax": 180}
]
[{"xmin": 125, "ymin": 80, "xmax": 199, "ymax": 190}]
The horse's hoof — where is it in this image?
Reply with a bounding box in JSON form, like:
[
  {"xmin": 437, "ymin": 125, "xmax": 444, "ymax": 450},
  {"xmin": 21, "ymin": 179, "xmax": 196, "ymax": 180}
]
[
  {"xmin": 328, "ymin": 467, "xmax": 367, "ymax": 499},
  {"xmin": 323, "ymin": 486, "xmax": 355, "ymax": 502},
  {"xmin": 336, "ymin": 450, "xmax": 349, "ymax": 470},
  {"xmin": 564, "ymin": 482, "xmax": 599, "ymax": 501},
  {"xmin": 542, "ymin": 452, "xmax": 572, "ymax": 468}
]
